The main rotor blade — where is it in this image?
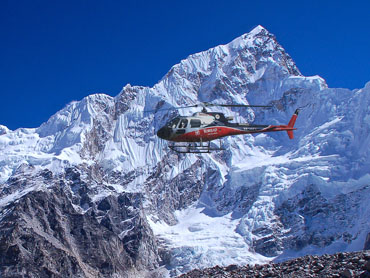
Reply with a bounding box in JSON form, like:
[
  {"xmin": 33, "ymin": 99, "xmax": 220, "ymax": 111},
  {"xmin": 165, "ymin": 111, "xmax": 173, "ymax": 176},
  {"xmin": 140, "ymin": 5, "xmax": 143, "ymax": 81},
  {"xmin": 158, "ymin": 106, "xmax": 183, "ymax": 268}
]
[
  {"xmin": 218, "ymin": 104, "xmax": 272, "ymax": 108},
  {"xmin": 144, "ymin": 104, "xmax": 199, "ymax": 113},
  {"xmin": 144, "ymin": 102, "xmax": 272, "ymax": 113},
  {"xmin": 203, "ymin": 102, "xmax": 272, "ymax": 108}
]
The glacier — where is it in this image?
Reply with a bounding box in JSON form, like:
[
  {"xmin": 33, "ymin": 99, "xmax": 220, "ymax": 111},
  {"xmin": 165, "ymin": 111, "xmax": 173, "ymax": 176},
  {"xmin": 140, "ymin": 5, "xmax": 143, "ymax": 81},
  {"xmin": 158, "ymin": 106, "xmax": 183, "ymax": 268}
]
[{"xmin": 0, "ymin": 25, "xmax": 369, "ymax": 277}]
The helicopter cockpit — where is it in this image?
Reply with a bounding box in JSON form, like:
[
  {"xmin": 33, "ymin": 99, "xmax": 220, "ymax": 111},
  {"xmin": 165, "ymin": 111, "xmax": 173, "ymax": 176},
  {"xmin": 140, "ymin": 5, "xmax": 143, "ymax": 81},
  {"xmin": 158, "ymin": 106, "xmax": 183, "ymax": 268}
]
[
  {"xmin": 170, "ymin": 117, "xmax": 206, "ymax": 129},
  {"xmin": 166, "ymin": 117, "xmax": 180, "ymax": 128},
  {"xmin": 158, "ymin": 116, "xmax": 201, "ymax": 140}
]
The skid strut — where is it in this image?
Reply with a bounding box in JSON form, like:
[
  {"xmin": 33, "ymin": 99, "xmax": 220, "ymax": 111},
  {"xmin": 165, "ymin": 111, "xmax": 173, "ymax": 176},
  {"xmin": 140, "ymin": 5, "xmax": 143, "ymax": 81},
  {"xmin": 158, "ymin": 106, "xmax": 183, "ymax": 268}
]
[{"xmin": 169, "ymin": 139, "xmax": 224, "ymax": 154}]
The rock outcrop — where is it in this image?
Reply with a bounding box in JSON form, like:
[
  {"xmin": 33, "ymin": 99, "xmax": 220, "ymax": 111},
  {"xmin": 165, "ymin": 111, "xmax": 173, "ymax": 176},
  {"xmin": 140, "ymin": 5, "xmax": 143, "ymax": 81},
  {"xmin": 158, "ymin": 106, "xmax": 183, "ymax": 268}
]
[
  {"xmin": 178, "ymin": 251, "xmax": 370, "ymax": 278},
  {"xmin": 0, "ymin": 168, "xmax": 159, "ymax": 278}
]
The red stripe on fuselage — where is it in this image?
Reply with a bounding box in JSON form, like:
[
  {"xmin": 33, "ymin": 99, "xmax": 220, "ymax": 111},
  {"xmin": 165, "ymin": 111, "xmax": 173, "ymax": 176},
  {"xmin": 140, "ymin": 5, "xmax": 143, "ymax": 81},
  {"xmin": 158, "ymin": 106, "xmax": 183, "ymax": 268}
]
[
  {"xmin": 171, "ymin": 125, "xmax": 296, "ymax": 142},
  {"xmin": 172, "ymin": 126, "xmax": 251, "ymax": 142}
]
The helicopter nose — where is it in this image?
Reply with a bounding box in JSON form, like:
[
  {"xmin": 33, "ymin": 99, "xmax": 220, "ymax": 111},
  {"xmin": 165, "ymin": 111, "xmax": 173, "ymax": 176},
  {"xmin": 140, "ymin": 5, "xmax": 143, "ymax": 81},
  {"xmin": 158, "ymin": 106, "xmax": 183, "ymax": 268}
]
[{"xmin": 157, "ymin": 127, "xmax": 171, "ymax": 140}]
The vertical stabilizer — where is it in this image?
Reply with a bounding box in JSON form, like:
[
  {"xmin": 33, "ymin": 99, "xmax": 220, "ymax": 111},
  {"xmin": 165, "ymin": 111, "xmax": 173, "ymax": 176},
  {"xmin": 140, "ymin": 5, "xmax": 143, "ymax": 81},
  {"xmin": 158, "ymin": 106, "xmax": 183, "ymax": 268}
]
[{"xmin": 286, "ymin": 109, "xmax": 299, "ymax": 139}]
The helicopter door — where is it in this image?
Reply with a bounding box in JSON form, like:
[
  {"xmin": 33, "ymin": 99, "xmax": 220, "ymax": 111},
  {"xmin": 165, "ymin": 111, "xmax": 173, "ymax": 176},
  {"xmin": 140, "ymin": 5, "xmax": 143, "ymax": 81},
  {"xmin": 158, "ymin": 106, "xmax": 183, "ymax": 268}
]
[
  {"xmin": 176, "ymin": 119, "xmax": 188, "ymax": 134},
  {"xmin": 190, "ymin": 119, "xmax": 201, "ymax": 128}
]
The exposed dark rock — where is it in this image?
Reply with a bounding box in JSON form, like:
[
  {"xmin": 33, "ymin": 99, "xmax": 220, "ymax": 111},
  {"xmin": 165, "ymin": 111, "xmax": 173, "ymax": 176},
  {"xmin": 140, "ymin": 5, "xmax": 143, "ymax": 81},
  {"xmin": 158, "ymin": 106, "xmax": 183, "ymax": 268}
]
[
  {"xmin": 114, "ymin": 84, "xmax": 138, "ymax": 119},
  {"xmin": 274, "ymin": 183, "xmax": 368, "ymax": 253},
  {"xmin": 178, "ymin": 251, "xmax": 370, "ymax": 278},
  {"xmin": 365, "ymin": 260, "xmax": 370, "ymax": 272},
  {"xmin": 145, "ymin": 155, "xmax": 205, "ymax": 225},
  {"xmin": 0, "ymin": 176, "xmax": 159, "ymax": 278},
  {"xmin": 364, "ymin": 233, "xmax": 370, "ymax": 250}
]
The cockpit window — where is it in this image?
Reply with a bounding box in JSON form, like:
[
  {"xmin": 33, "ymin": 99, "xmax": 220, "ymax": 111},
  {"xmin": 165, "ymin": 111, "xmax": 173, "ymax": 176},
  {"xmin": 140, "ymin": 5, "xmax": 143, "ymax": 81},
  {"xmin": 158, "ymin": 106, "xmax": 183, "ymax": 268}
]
[
  {"xmin": 178, "ymin": 119, "xmax": 188, "ymax": 128},
  {"xmin": 167, "ymin": 118, "xmax": 180, "ymax": 128}
]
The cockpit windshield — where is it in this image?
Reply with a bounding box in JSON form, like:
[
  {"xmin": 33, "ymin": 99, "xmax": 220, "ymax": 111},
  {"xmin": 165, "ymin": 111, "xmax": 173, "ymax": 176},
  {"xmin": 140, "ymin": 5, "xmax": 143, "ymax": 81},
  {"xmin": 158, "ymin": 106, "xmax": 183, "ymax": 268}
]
[{"xmin": 166, "ymin": 117, "xmax": 180, "ymax": 128}]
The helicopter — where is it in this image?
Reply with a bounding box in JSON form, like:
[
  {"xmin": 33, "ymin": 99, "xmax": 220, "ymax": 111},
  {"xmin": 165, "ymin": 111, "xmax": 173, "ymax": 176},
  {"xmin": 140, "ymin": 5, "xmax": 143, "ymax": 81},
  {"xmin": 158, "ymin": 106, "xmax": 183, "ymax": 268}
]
[{"xmin": 154, "ymin": 102, "xmax": 299, "ymax": 153}]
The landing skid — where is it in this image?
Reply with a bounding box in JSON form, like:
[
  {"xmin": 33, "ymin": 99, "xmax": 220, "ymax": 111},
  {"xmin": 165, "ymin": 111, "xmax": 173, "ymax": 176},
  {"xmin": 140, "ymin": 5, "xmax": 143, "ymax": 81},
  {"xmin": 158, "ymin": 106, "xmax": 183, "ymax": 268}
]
[{"xmin": 169, "ymin": 140, "xmax": 224, "ymax": 153}]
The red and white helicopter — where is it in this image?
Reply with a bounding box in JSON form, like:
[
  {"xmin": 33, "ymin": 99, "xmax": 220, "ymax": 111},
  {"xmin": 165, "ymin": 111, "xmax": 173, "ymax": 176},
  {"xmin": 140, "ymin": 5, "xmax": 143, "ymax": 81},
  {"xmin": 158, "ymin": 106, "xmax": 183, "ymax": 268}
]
[{"xmin": 155, "ymin": 102, "xmax": 299, "ymax": 153}]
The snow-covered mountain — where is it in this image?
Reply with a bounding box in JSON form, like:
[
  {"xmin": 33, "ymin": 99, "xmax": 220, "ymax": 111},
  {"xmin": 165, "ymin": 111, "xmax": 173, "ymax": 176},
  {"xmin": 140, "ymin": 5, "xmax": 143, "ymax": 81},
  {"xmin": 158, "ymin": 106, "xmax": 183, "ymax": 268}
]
[{"xmin": 1, "ymin": 25, "xmax": 369, "ymax": 277}]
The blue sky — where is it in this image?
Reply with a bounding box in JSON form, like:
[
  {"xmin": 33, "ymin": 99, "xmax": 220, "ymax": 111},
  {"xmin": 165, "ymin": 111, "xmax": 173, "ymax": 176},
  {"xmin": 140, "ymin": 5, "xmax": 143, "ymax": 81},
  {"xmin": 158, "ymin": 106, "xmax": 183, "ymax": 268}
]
[{"xmin": 1, "ymin": 0, "xmax": 369, "ymax": 130}]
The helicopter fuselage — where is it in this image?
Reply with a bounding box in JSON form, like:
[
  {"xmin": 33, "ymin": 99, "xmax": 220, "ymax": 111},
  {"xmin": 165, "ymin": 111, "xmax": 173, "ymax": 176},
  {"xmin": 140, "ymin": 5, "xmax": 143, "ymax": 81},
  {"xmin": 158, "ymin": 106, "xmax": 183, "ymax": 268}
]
[{"xmin": 157, "ymin": 110, "xmax": 298, "ymax": 143}]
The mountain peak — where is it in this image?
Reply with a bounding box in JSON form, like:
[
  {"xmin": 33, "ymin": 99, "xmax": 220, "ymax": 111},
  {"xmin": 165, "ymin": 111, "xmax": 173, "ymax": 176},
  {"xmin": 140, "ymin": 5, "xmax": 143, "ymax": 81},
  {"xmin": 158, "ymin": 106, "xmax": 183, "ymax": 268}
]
[
  {"xmin": 232, "ymin": 25, "xmax": 272, "ymax": 44},
  {"xmin": 249, "ymin": 24, "xmax": 269, "ymax": 35},
  {"xmin": 159, "ymin": 24, "xmax": 302, "ymax": 103},
  {"xmin": 0, "ymin": 125, "xmax": 9, "ymax": 135}
]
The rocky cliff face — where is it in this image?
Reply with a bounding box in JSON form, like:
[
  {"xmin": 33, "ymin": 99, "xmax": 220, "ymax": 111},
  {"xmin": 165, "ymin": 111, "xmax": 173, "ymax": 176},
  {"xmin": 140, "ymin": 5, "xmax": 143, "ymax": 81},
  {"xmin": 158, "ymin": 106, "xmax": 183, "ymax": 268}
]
[
  {"xmin": 0, "ymin": 167, "xmax": 159, "ymax": 278},
  {"xmin": 1, "ymin": 25, "xmax": 369, "ymax": 277}
]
